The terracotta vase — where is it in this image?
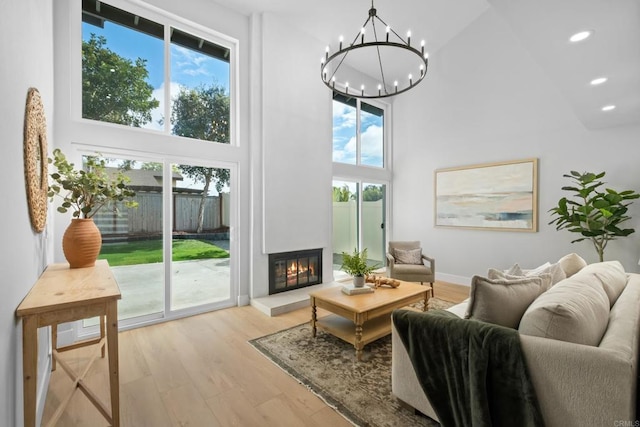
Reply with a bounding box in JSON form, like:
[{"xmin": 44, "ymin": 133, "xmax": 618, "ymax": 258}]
[{"xmin": 62, "ymin": 218, "xmax": 102, "ymax": 268}]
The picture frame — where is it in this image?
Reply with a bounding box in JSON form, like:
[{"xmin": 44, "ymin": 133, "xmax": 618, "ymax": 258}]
[{"xmin": 434, "ymin": 158, "xmax": 538, "ymax": 232}]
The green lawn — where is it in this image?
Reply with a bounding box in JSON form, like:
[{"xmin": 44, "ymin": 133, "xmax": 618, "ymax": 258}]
[{"xmin": 98, "ymin": 239, "xmax": 229, "ymax": 266}]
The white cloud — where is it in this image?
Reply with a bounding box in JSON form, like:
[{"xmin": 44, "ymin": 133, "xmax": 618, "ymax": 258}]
[
  {"xmin": 172, "ymin": 45, "xmax": 211, "ymax": 78},
  {"xmin": 142, "ymin": 81, "xmax": 182, "ymax": 131},
  {"xmin": 332, "ymin": 101, "xmax": 356, "ymax": 131},
  {"xmin": 332, "ymin": 124, "xmax": 383, "ymax": 166},
  {"xmin": 361, "ymin": 124, "xmax": 383, "ymax": 157}
]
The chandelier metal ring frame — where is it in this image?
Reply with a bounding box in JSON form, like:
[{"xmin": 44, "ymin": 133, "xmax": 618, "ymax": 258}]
[{"xmin": 320, "ymin": 2, "xmax": 429, "ymax": 99}]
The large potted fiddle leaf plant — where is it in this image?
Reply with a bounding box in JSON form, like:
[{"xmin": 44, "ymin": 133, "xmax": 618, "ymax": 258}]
[
  {"xmin": 549, "ymin": 171, "xmax": 639, "ymax": 262},
  {"xmin": 48, "ymin": 149, "xmax": 137, "ymax": 268}
]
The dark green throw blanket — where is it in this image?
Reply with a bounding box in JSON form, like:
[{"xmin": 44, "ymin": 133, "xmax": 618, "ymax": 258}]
[{"xmin": 392, "ymin": 309, "xmax": 544, "ymax": 427}]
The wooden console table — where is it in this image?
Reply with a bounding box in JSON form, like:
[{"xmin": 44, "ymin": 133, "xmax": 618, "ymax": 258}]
[{"xmin": 16, "ymin": 260, "xmax": 121, "ymax": 427}]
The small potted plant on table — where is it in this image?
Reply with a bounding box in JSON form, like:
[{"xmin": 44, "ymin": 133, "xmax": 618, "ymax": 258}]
[{"xmin": 340, "ymin": 248, "xmax": 379, "ymax": 287}]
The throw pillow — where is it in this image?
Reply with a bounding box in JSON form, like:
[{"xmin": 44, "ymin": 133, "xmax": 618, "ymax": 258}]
[
  {"xmin": 486, "ymin": 268, "xmax": 522, "ymax": 281},
  {"xmin": 394, "ymin": 248, "xmax": 423, "ymax": 265},
  {"xmin": 523, "ymin": 262, "xmax": 551, "ymax": 275},
  {"xmin": 489, "ymin": 262, "xmax": 563, "ymax": 289},
  {"xmin": 518, "ymin": 276, "xmax": 610, "ymax": 346},
  {"xmin": 464, "ymin": 275, "xmax": 548, "ymax": 329},
  {"xmin": 576, "ymin": 261, "xmax": 628, "ymax": 307},
  {"xmin": 523, "ymin": 262, "xmax": 566, "ymax": 287},
  {"xmin": 557, "ymin": 253, "xmax": 587, "ymax": 278},
  {"xmin": 506, "ymin": 263, "xmax": 523, "ymax": 276}
]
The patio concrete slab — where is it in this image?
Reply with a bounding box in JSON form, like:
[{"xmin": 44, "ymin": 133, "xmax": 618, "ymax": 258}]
[{"xmin": 109, "ymin": 258, "xmax": 231, "ymax": 320}]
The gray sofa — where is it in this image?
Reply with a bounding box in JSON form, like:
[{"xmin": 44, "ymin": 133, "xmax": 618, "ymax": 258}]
[{"xmin": 392, "ymin": 257, "xmax": 640, "ymax": 426}]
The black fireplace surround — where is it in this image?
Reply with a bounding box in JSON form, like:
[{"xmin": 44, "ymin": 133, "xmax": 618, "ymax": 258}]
[{"xmin": 269, "ymin": 249, "xmax": 323, "ymax": 295}]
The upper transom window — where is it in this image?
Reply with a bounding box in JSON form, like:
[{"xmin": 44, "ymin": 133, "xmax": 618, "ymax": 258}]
[
  {"xmin": 81, "ymin": 0, "xmax": 232, "ymax": 144},
  {"xmin": 332, "ymin": 93, "xmax": 384, "ymax": 168}
]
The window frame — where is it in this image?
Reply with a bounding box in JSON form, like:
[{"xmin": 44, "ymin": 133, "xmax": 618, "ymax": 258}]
[
  {"xmin": 75, "ymin": 0, "xmax": 240, "ymax": 147},
  {"xmin": 332, "ymin": 88, "xmax": 393, "ymax": 280},
  {"xmin": 56, "ymin": 0, "xmax": 243, "ymax": 334},
  {"xmin": 332, "ymin": 92, "xmax": 388, "ymax": 169}
]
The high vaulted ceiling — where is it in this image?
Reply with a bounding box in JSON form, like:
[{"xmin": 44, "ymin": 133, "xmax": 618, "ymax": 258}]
[{"xmin": 211, "ymin": 0, "xmax": 640, "ymax": 130}]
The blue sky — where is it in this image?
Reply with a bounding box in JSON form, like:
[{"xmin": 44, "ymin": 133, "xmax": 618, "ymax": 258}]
[
  {"xmin": 82, "ymin": 19, "xmax": 230, "ymax": 131},
  {"xmin": 332, "ymin": 101, "xmax": 384, "ymax": 167}
]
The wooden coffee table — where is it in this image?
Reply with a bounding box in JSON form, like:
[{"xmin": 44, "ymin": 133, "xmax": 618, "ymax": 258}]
[{"xmin": 309, "ymin": 281, "xmax": 430, "ymax": 361}]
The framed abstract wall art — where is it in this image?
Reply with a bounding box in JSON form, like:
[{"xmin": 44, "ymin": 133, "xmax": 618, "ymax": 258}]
[{"xmin": 435, "ymin": 158, "xmax": 538, "ymax": 232}]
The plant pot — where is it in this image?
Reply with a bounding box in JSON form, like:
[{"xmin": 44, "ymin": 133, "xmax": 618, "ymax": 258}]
[
  {"xmin": 62, "ymin": 218, "xmax": 102, "ymax": 268},
  {"xmin": 353, "ymin": 275, "xmax": 365, "ymax": 288}
]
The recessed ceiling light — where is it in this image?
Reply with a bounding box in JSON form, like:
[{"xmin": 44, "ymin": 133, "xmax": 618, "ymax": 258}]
[
  {"xmin": 601, "ymin": 105, "xmax": 616, "ymax": 111},
  {"xmin": 590, "ymin": 77, "xmax": 608, "ymax": 85},
  {"xmin": 569, "ymin": 30, "xmax": 593, "ymax": 42}
]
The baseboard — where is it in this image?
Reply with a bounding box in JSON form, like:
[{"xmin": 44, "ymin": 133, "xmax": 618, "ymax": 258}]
[
  {"xmin": 436, "ymin": 273, "xmax": 471, "ymax": 286},
  {"xmin": 36, "ymin": 356, "xmax": 52, "ymax": 427},
  {"xmin": 237, "ymin": 294, "xmax": 250, "ymax": 306}
]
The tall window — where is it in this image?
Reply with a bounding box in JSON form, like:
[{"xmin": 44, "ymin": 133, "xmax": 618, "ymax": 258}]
[
  {"xmin": 332, "ymin": 92, "xmax": 389, "ymax": 277},
  {"xmin": 332, "ymin": 93, "xmax": 384, "ymax": 167},
  {"xmin": 69, "ymin": 0, "xmax": 239, "ymax": 332},
  {"xmin": 81, "ymin": 0, "xmax": 232, "ymax": 144}
]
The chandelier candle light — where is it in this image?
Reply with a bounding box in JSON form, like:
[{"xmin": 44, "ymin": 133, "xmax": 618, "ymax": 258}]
[{"xmin": 321, "ymin": 0, "xmax": 428, "ymax": 99}]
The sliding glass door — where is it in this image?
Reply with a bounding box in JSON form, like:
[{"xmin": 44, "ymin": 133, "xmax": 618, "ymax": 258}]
[
  {"xmin": 361, "ymin": 183, "xmax": 386, "ymax": 268},
  {"xmin": 170, "ymin": 163, "xmax": 231, "ymax": 312},
  {"xmin": 332, "ymin": 179, "xmax": 387, "ymax": 277},
  {"xmin": 82, "ymin": 156, "xmax": 234, "ymax": 331}
]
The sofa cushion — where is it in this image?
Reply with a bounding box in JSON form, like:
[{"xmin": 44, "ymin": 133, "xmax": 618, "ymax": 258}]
[
  {"xmin": 576, "ymin": 261, "xmax": 628, "ymax": 307},
  {"xmin": 394, "ymin": 248, "xmax": 423, "ymax": 264},
  {"xmin": 557, "ymin": 253, "xmax": 587, "ymax": 278},
  {"xmin": 464, "ymin": 275, "xmax": 548, "ymax": 328},
  {"xmin": 392, "ymin": 263, "xmax": 432, "ymax": 275},
  {"xmin": 518, "ymin": 276, "xmax": 609, "ymax": 346}
]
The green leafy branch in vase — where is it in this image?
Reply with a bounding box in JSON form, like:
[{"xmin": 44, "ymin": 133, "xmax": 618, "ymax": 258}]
[{"xmin": 48, "ymin": 148, "xmax": 138, "ymax": 218}]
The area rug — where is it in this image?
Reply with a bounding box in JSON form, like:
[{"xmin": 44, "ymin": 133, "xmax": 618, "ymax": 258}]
[{"xmin": 249, "ymin": 298, "xmax": 456, "ymax": 427}]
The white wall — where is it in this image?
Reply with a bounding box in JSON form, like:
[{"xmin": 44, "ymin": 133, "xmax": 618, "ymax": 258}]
[
  {"xmin": 251, "ymin": 13, "xmax": 334, "ymax": 297},
  {"xmin": 392, "ymin": 9, "xmax": 640, "ymax": 283},
  {"xmin": 0, "ymin": 0, "xmax": 54, "ymax": 425}
]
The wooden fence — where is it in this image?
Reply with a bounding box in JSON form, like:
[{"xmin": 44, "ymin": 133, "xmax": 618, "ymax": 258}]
[{"xmin": 95, "ymin": 192, "xmax": 229, "ymax": 235}]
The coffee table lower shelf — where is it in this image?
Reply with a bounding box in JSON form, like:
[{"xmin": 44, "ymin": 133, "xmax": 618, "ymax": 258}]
[{"xmin": 315, "ymin": 313, "xmax": 391, "ymax": 349}]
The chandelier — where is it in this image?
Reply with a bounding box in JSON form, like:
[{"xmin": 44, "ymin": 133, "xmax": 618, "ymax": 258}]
[{"xmin": 320, "ymin": 1, "xmax": 428, "ymax": 99}]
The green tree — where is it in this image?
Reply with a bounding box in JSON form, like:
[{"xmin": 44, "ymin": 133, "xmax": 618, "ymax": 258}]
[
  {"xmin": 118, "ymin": 159, "xmax": 137, "ymax": 171},
  {"xmin": 333, "ymin": 185, "xmax": 353, "ymax": 202},
  {"xmin": 362, "ymin": 185, "xmax": 383, "ymax": 201},
  {"xmin": 171, "ymin": 84, "xmax": 231, "ymax": 233},
  {"xmin": 141, "ymin": 162, "xmax": 163, "ymax": 171},
  {"xmin": 82, "ymin": 34, "xmax": 159, "ymax": 126}
]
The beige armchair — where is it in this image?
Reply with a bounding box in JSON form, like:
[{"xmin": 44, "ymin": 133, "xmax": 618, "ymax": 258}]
[{"xmin": 387, "ymin": 241, "xmax": 435, "ymax": 296}]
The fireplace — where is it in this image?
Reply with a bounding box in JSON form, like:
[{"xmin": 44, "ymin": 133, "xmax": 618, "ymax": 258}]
[{"xmin": 269, "ymin": 249, "xmax": 323, "ymax": 295}]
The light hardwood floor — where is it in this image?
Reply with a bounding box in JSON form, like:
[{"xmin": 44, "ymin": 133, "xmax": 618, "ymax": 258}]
[{"xmin": 42, "ymin": 281, "xmax": 469, "ymax": 426}]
